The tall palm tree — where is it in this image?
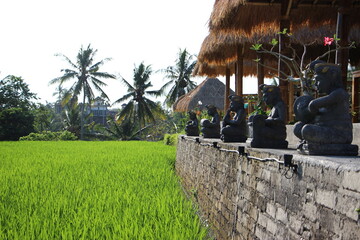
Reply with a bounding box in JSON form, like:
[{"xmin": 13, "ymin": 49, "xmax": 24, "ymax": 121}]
[
  {"xmin": 159, "ymin": 48, "xmax": 197, "ymax": 107},
  {"xmin": 113, "ymin": 62, "xmax": 163, "ymax": 134},
  {"xmin": 50, "ymin": 44, "xmax": 116, "ymax": 140}
]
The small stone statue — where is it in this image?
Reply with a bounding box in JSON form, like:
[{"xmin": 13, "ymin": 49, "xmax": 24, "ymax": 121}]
[
  {"xmin": 200, "ymin": 105, "xmax": 220, "ymax": 138},
  {"xmin": 247, "ymin": 84, "xmax": 288, "ymax": 149},
  {"xmin": 185, "ymin": 111, "xmax": 199, "ymax": 136},
  {"xmin": 221, "ymin": 95, "xmax": 247, "ymax": 142},
  {"xmin": 293, "ymin": 61, "xmax": 358, "ymax": 155}
]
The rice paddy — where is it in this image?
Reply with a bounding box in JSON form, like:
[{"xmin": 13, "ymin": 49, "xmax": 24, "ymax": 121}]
[{"xmin": 0, "ymin": 141, "xmax": 209, "ymax": 239}]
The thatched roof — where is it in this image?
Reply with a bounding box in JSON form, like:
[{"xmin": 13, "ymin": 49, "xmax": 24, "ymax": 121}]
[
  {"xmin": 209, "ymin": 1, "xmax": 360, "ymax": 41},
  {"xmin": 193, "ymin": 0, "xmax": 360, "ymax": 77},
  {"xmin": 173, "ymin": 78, "xmax": 235, "ymax": 112}
]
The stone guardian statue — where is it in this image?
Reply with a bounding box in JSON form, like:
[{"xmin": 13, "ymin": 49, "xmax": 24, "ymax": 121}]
[
  {"xmin": 200, "ymin": 105, "xmax": 220, "ymax": 138},
  {"xmin": 293, "ymin": 61, "xmax": 358, "ymax": 155},
  {"xmin": 221, "ymin": 95, "xmax": 247, "ymax": 142},
  {"xmin": 247, "ymin": 84, "xmax": 288, "ymax": 149}
]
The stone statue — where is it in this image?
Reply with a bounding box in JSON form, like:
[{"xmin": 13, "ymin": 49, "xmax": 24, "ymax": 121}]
[
  {"xmin": 185, "ymin": 111, "xmax": 199, "ymax": 136},
  {"xmin": 200, "ymin": 105, "xmax": 220, "ymax": 138},
  {"xmin": 221, "ymin": 95, "xmax": 247, "ymax": 142},
  {"xmin": 247, "ymin": 84, "xmax": 288, "ymax": 149},
  {"xmin": 293, "ymin": 61, "xmax": 358, "ymax": 155}
]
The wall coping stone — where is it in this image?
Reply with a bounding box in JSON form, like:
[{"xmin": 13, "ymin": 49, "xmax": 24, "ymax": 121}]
[{"xmin": 182, "ymin": 136, "xmax": 360, "ymax": 172}]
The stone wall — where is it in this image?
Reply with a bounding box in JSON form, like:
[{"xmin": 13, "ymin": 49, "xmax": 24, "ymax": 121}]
[{"xmin": 176, "ymin": 136, "xmax": 360, "ymax": 240}]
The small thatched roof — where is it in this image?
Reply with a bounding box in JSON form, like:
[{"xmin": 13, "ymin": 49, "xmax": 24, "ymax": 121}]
[{"xmin": 173, "ymin": 78, "xmax": 235, "ymax": 112}]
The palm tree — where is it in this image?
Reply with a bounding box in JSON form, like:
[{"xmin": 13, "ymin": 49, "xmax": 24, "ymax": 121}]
[
  {"xmin": 159, "ymin": 48, "xmax": 197, "ymax": 107},
  {"xmin": 50, "ymin": 44, "xmax": 116, "ymax": 140},
  {"xmin": 113, "ymin": 62, "xmax": 163, "ymax": 135}
]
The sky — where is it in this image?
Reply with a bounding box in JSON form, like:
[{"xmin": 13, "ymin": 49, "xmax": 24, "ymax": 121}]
[{"xmin": 0, "ymin": 0, "xmax": 258, "ymax": 107}]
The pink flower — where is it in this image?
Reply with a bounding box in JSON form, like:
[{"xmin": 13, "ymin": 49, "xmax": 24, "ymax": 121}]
[{"xmin": 324, "ymin": 37, "xmax": 334, "ymax": 46}]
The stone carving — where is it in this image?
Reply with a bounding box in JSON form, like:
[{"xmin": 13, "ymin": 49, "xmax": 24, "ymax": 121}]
[
  {"xmin": 200, "ymin": 105, "xmax": 220, "ymax": 138},
  {"xmin": 247, "ymin": 84, "xmax": 288, "ymax": 149},
  {"xmin": 185, "ymin": 111, "xmax": 199, "ymax": 136},
  {"xmin": 221, "ymin": 95, "xmax": 247, "ymax": 142},
  {"xmin": 294, "ymin": 61, "xmax": 358, "ymax": 155}
]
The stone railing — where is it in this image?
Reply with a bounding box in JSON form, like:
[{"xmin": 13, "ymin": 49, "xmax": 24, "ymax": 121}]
[{"xmin": 176, "ymin": 136, "xmax": 360, "ymax": 240}]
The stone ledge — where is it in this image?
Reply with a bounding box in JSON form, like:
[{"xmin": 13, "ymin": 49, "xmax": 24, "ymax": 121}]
[{"xmin": 180, "ymin": 135, "xmax": 360, "ymax": 172}]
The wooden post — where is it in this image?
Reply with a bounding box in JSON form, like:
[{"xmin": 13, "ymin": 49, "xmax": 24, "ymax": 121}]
[
  {"xmin": 335, "ymin": 0, "xmax": 351, "ymax": 90},
  {"xmin": 224, "ymin": 66, "xmax": 231, "ymax": 111},
  {"xmin": 352, "ymin": 71, "xmax": 360, "ymax": 123},
  {"xmin": 236, "ymin": 45, "xmax": 244, "ymax": 96},
  {"xmin": 279, "ymin": 0, "xmax": 292, "ymax": 122}
]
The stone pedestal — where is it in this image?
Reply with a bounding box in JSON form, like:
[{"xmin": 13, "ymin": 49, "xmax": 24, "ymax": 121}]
[{"xmin": 298, "ymin": 142, "xmax": 359, "ymax": 156}]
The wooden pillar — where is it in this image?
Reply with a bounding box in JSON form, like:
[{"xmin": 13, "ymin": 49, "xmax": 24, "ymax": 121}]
[
  {"xmin": 279, "ymin": 0, "xmax": 292, "ymax": 122},
  {"xmin": 335, "ymin": 0, "xmax": 351, "ymax": 90},
  {"xmin": 352, "ymin": 71, "xmax": 360, "ymax": 123},
  {"xmin": 236, "ymin": 45, "xmax": 244, "ymax": 96},
  {"xmin": 224, "ymin": 66, "xmax": 231, "ymax": 111}
]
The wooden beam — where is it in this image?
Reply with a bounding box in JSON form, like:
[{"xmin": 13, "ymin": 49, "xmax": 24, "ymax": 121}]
[
  {"xmin": 352, "ymin": 70, "xmax": 360, "ymax": 122},
  {"xmin": 224, "ymin": 67, "xmax": 231, "ymax": 111},
  {"xmin": 236, "ymin": 45, "xmax": 244, "ymax": 96},
  {"xmin": 335, "ymin": 0, "xmax": 351, "ymax": 90}
]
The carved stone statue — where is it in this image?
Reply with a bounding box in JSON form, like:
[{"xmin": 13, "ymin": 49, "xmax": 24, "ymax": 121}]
[
  {"xmin": 185, "ymin": 111, "xmax": 199, "ymax": 136},
  {"xmin": 293, "ymin": 61, "xmax": 358, "ymax": 155},
  {"xmin": 200, "ymin": 105, "xmax": 220, "ymax": 138},
  {"xmin": 221, "ymin": 95, "xmax": 247, "ymax": 142},
  {"xmin": 247, "ymin": 84, "xmax": 288, "ymax": 149}
]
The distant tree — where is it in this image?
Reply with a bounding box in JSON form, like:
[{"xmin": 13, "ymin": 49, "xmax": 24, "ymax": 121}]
[
  {"xmin": 0, "ymin": 75, "xmax": 37, "ymax": 110},
  {"xmin": 159, "ymin": 49, "xmax": 197, "ymax": 107},
  {"xmin": 0, "ymin": 75, "xmax": 37, "ymax": 140},
  {"xmin": 50, "ymin": 44, "xmax": 116, "ymax": 140},
  {"xmin": 33, "ymin": 103, "xmax": 52, "ymax": 132},
  {"xmin": 113, "ymin": 62, "xmax": 164, "ymax": 135}
]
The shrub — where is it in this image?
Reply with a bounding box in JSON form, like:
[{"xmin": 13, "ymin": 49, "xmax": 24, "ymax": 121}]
[
  {"xmin": 164, "ymin": 133, "xmax": 179, "ymax": 146},
  {"xmin": 19, "ymin": 131, "xmax": 77, "ymax": 141}
]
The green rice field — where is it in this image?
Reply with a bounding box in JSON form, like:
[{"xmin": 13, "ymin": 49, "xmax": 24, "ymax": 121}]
[{"xmin": 0, "ymin": 141, "xmax": 209, "ymax": 239}]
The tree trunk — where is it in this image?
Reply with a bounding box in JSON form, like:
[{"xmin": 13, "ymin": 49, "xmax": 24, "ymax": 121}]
[{"xmin": 80, "ymin": 86, "xmax": 86, "ymax": 140}]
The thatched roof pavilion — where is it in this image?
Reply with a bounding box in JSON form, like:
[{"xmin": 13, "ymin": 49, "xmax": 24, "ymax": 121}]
[
  {"xmin": 173, "ymin": 78, "xmax": 235, "ymax": 112},
  {"xmin": 194, "ymin": 0, "xmax": 360, "ymax": 121}
]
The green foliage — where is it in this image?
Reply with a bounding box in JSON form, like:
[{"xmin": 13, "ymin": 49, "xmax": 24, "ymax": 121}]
[
  {"xmin": 164, "ymin": 133, "xmax": 179, "ymax": 146},
  {"xmin": 114, "ymin": 62, "xmax": 164, "ymax": 134},
  {"xmin": 159, "ymin": 48, "xmax": 197, "ymax": 107},
  {"xmin": 0, "ymin": 75, "xmax": 37, "ymax": 110},
  {"xmin": 250, "ymin": 43, "xmax": 262, "ymax": 51},
  {"xmin": 50, "ymin": 44, "xmax": 116, "ymax": 140},
  {"xmin": 0, "ymin": 141, "xmax": 209, "ymax": 239},
  {"xmin": 19, "ymin": 131, "xmax": 77, "ymax": 141},
  {"xmin": 0, "ymin": 108, "xmax": 35, "ymax": 140}
]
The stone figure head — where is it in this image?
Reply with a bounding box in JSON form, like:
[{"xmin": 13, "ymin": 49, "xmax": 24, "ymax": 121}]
[
  {"xmin": 188, "ymin": 111, "xmax": 197, "ymax": 120},
  {"xmin": 313, "ymin": 62, "xmax": 342, "ymax": 94},
  {"xmin": 205, "ymin": 104, "xmax": 217, "ymax": 116},
  {"xmin": 259, "ymin": 84, "xmax": 282, "ymax": 107},
  {"xmin": 229, "ymin": 95, "xmax": 244, "ymax": 111}
]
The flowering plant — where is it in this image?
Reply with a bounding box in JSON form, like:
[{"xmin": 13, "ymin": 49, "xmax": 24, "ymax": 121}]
[{"xmin": 251, "ymin": 29, "xmax": 355, "ymax": 96}]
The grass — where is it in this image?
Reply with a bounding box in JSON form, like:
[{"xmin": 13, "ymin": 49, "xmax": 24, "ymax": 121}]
[{"xmin": 0, "ymin": 141, "xmax": 209, "ymax": 239}]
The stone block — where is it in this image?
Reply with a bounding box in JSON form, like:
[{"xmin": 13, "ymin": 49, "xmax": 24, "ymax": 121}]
[
  {"xmin": 335, "ymin": 193, "xmax": 360, "ymax": 221},
  {"xmin": 266, "ymin": 202, "xmax": 277, "ymax": 219},
  {"xmin": 288, "ymin": 214, "xmax": 303, "ymax": 234},
  {"xmin": 315, "ymin": 189, "xmax": 336, "ymax": 209},
  {"xmin": 276, "ymin": 206, "xmax": 288, "ymax": 224},
  {"xmin": 342, "ymin": 170, "xmax": 360, "ymax": 193},
  {"xmin": 303, "ymin": 202, "xmax": 318, "ymax": 222}
]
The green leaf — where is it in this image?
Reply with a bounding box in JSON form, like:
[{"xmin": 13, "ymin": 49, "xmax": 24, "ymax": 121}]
[
  {"xmin": 253, "ymin": 58, "xmax": 260, "ymax": 63},
  {"xmin": 278, "ymin": 28, "xmax": 288, "ymax": 35},
  {"xmin": 333, "ymin": 34, "xmax": 340, "ymax": 41},
  {"xmin": 270, "ymin": 38, "xmax": 279, "ymax": 46},
  {"xmin": 250, "ymin": 43, "xmax": 262, "ymax": 51}
]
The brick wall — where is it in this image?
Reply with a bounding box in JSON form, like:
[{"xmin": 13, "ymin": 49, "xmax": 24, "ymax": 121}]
[{"xmin": 176, "ymin": 136, "xmax": 360, "ymax": 240}]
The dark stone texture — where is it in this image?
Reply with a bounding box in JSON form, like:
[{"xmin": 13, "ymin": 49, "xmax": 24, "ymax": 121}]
[
  {"xmin": 221, "ymin": 95, "xmax": 247, "ymax": 142},
  {"xmin": 185, "ymin": 111, "xmax": 199, "ymax": 136},
  {"xmin": 293, "ymin": 61, "xmax": 358, "ymax": 156},
  {"xmin": 247, "ymin": 85, "xmax": 288, "ymax": 149},
  {"xmin": 201, "ymin": 105, "xmax": 220, "ymax": 138}
]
